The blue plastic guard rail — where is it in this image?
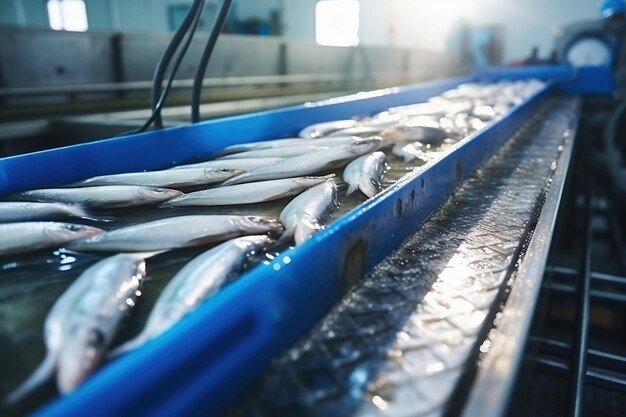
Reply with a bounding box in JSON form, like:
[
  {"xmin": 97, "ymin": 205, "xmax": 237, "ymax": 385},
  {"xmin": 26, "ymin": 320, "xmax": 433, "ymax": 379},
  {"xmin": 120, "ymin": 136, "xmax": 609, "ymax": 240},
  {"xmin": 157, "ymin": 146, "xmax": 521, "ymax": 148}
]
[{"xmin": 0, "ymin": 68, "xmax": 573, "ymax": 416}]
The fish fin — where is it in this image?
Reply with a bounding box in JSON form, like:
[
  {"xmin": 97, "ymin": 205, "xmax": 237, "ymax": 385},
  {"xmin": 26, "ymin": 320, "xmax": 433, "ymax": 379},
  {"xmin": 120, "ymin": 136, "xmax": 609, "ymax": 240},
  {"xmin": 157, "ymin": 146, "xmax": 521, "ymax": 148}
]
[
  {"xmin": 4, "ymin": 352, "xmax": 56, "ymax": 404},
  {"xmin": 346, "ymin": 183, "xmax": 358, "ymax": 196}
]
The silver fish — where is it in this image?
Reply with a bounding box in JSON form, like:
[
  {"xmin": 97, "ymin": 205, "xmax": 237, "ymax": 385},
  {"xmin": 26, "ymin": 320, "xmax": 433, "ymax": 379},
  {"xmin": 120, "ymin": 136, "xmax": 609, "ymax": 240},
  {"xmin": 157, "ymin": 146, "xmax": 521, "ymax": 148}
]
[
  {"xmin": 279, "ymin": 181, "xmax": 338, "ymax": 245},
  {"xmin": 392, "ymin": 142, "xmax": 445, "ymax": 164},
  {"xmin": 299, "ymin": 119, "xmax": 360, "ymax": 139},
  {"xmin": 5, "ymin": 252, "xmax": 153, "ymax": 401},
  {"xmin": 72, "ymin": 168, "xmax": 242, "ymax": 188},
  {"xmin": 223, "ymin": 137, "xmax": 382, "ymax": 186},
  {"xmin": 473, "ymin": 105, "xmax": 498, "ymax": 121},
  {"xmin": 68, "ymin": 215, "xmax": 282, "ymax": 252},
  {"xmin": 392, "ymin": 142, "xmax": 427, "ymax": 163},
  {"xmin": 162, "ymin": 176, "xmax": 333, "ymax": 207},
  {"xmin": 169, "ymin": 157, "xmax": 285, "ymax": 171},
  {"xmin": 327, "ymin": 126, "xmax": 383, "ymax": 138},
  {"xmin": 343, "ymin": 152, "xmax": 387, "ymax": 198},
  {"xmin": 11, "ymin": 186, "xmax": 183, "ymax": 209},
  {"xmin": 217, "ymin": 145, "xmax": 330, "ymax": 160},
  {"xmin": 0, "ymin": 202, "xmax": 107, "ymax": 223},
  {"xmin": 111, "ymin": 235, "xmax": 274, "ymax": 356},
  {"xmin": 212, "ymin": 137, "xmax": 361, "ymax": 158},
  {"xmin": 381, "ymin": 125, "xmax": 449, "ymax": 146},
  {"xmin": 212, "ymin": 138, "xmax": 309, "ymax": 156},
  {"xmin": 0, "ymin": 222, "xmax": 103, "ymax": 256}
]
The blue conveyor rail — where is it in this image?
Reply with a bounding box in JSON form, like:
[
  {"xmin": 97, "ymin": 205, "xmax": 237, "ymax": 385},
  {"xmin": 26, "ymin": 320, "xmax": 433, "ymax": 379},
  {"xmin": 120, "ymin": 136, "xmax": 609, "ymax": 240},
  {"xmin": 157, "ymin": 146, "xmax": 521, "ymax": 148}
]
[{"xmin": 0, "ymin": 66, "xmax": 603, "ymax": 417}]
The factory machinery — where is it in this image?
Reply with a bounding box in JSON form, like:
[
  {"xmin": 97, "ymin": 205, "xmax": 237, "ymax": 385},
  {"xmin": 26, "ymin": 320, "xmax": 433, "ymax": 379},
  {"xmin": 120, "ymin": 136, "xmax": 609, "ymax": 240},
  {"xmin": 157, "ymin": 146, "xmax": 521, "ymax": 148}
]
[{"xmin": 2, "ymin": 7, "xmax": 626, "ymax": 417}]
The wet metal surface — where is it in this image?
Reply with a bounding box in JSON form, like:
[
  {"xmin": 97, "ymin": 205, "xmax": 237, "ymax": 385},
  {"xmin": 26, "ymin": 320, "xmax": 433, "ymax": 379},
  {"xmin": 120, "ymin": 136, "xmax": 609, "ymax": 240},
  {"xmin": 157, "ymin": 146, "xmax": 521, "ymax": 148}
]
[{"xmin": 241, "ymin": 97, "xmax": 579, "ymax": 417}]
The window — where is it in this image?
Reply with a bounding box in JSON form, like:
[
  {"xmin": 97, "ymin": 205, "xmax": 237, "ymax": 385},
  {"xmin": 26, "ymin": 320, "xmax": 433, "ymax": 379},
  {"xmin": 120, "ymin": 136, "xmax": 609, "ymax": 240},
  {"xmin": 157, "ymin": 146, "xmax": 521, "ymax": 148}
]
[
  {"xmin": 47, "ymin": 0, "xmax": 89, "ymax": 32},
  {"xmin": 315, "ymin": 0, "xmax": 359, "ymax": 47}
]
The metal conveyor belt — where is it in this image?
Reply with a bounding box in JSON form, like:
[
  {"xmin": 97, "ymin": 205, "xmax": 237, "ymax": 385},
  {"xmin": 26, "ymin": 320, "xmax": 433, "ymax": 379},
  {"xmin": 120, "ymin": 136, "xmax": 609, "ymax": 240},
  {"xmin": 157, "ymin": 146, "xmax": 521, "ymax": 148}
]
[{"xmin": 232, "ymin": 96, "xmax": 580, "ymax": 417}]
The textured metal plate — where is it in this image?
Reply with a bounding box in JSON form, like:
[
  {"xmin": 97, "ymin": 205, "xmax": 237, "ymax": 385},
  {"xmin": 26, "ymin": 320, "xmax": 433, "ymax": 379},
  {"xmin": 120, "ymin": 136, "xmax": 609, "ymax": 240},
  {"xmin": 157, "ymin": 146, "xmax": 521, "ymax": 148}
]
[{"xmin": 241, "ymin": 97, "xmax": 579, "ymax": 417}]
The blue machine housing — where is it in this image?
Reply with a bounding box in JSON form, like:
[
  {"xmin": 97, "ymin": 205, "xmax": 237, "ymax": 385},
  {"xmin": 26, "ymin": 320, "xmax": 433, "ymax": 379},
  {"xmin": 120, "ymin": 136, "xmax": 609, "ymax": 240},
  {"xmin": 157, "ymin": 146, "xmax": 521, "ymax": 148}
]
[{"xmin": 0, "ymin": 65, "xmax": 610, "ymax": 417}]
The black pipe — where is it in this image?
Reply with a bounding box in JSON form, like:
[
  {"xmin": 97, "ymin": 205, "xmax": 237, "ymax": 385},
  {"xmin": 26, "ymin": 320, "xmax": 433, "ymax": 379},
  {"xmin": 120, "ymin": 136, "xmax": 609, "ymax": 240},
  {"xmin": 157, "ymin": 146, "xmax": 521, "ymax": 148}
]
[{"xmin": 191, "ymin": 0, "xmax": 234, "ymax": 123}]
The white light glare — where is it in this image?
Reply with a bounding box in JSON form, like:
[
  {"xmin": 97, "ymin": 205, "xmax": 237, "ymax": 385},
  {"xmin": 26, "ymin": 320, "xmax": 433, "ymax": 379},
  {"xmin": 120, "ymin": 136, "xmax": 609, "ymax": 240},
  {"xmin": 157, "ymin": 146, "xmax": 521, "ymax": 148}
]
[
  {"xmin": 47, "ymin": 0, "xmax": 89, "ymax": 32},
  {"xmin": 315, "ymin": 0, "xmax": 360, "ymax": 47}
]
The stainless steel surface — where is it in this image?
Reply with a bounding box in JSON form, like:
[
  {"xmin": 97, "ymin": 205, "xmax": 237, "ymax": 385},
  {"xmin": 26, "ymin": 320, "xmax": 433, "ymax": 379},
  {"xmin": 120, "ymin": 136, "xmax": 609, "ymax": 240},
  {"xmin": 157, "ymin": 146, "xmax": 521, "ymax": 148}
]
[
  {"xmin": 462, "ymin": 100, "xmax": 579, "ymax": 417},
  {"xmin": 240, "ymin": 96, "xmax": 579, "ymax": 417},
  {"xmin": 0, "ymin": 73, "xmax": 409, "ymax": 98}
]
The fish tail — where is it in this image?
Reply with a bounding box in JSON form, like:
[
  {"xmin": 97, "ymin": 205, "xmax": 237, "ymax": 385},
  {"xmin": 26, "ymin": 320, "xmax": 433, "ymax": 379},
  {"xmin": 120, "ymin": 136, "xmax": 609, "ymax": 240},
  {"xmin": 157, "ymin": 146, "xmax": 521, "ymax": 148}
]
[
  {"xmin": 360, "ymin": 180, "xmax": 381, "ymax": 199},
  {"xmin": 294, "ymin": 221, "xmax": 320, "ymax": 245},
  {"xmin": 127, "ymin": 250, "xmax": 167, "ymax": 260},
  {"xmin": 277, "ymin": 227, "xmax": 295, "ymax": 245},
  {"xmin": 4, "ymin": 352, "xmax": 56, "ymax": 404},
  {"xmin": 108, "ymin": 334, "xmax": 149, "ymax": 359},
  {"xmin": 346, "ymin": 183, "xmax": 358, "ymax": 196}
]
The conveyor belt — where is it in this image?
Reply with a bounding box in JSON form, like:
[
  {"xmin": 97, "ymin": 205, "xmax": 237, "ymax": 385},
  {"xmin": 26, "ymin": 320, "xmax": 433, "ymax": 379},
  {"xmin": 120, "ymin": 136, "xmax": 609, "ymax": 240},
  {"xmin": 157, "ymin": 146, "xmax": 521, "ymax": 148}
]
[{"xmin": 235, "ymin": 97, "xmax": 579, "ymax": 416}]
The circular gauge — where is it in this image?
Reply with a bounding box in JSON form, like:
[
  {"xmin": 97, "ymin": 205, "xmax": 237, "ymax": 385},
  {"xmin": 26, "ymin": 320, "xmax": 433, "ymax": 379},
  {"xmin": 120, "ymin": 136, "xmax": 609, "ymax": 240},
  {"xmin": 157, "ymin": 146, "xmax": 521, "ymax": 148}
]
[{"xmin": 565, "ymin": 37, "xmax": 613, "ymax": 66}]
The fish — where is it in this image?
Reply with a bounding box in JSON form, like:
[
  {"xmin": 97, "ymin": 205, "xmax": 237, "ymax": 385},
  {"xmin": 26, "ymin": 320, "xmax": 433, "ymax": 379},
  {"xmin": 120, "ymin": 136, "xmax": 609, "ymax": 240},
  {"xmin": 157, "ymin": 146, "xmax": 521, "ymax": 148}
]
[
  {"xmin": 343, "ymin": 152, "xmax": 387, "ymax": 198},
  {"xmin": 5, "ymin": 252, "xmax": 155, "ymax": 402},
  {"xmin": 381, "ymin": 124, "xmax": 449, "ymax": 146},
  {"xmin": 211, "ymin": 138, "xmax": 309, "ymax": 156},
  {"xmin": 327, "ymin": 126, "xmax": 383, "ymax": 138},
  {"xmin": 111, "ymin": 235, "xmax": 274, "ymax": 356},
  {"xmin": 0, "ymin": 222, "xmax": 104, "ymax": 256},
  {"xmin": 392, "ymin": 142, "xmax": 446, "ymax": 164},
  {"xmin": 10, "ymin": 186, "xmax": 183, "ymax": 209},
  {"xmin": 0, "ymin": 202, "xmax": 109, "ymax": 223},
  {"xmin": 212, "ymin": 137, "xmax": 359, "ymax": 157},
  {"xmin": 162, "ymin": 176, "xmax": 333, "ymax": 207},
  {"xmin": 279, "ymin": 181, "xmax": 338, "ymax": 245},
  {"xmin": 71, "ymin": 168, "xmax": 242, "ymax": 189},
  {"xmin": 392, "ymin": 142, "xmax": 427, "ymax": 163},
  {"xmin": 299, "ymin": 119, "xmax": 360, "ymax": 139},
  {"xmin": 217, "ymin": 145, "xmax": 330, "ymax": 160},
  {"xmin": 385, "ymin": 102, "xmax": 448, "ymax": 118},
  {"xmin": 68, "ymin": 215, "xmax": 282, "ymax": 252},
  {"xmin": 169, "ymin": 157, "xmax": 285, "ymax": 171},
  {"xmin": 222, "ymin": 137, "xmax": 382, "ymax": 186},
  {"xmin": 472, "ymin": 105, "xmax": 498, "ymax": 121}
]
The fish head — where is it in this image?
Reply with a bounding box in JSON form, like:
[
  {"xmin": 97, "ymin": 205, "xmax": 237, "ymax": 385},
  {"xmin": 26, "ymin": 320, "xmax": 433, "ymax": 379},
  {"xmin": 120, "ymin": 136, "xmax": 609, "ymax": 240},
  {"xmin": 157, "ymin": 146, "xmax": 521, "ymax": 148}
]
[
  {"xmin": 57, "ymin": 326, "xmax": 109, "ymax": 394},
  {"xmin": 140, "ymin": 187, "xmax": 184, "ymax": 200},
  {"xmin": 236, "ymin": 216, "xmax": 283, "ymax": 234},
  {"xmin": 47, "ymin": 223, "xmax": 104, "ymax": 241},
  {"xmin": 346, "ymin": 136, "xmax": 383, "ymax": 155},
  {"xmin": 205, "ymin": 168, "xmax": 245, "ymax": 179}
]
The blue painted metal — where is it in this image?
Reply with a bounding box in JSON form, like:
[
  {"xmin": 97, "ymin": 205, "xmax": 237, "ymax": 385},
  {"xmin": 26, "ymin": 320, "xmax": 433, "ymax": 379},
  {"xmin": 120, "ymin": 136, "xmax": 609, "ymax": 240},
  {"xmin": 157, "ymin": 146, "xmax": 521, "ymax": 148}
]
[
  {"xmin": 0, "ymin": 69, "xmax": 575, "ymax": 417},
  {"xmin": 24, "ymin": 77, "xmax": 554, "ymax": 417},
  {"xmin": 561, "ymin": 65, "xmax": 615, "ymax": 94},
  {"xmin": 0, "ymin": 76, "xmax": 471, "ymax": 195}
]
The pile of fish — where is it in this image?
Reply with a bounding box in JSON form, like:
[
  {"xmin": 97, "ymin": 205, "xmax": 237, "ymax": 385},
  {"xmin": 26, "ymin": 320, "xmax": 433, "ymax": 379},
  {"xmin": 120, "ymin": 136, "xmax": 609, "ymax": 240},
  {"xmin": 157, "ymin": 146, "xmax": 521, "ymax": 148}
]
[{"xmin": 0, "ymin": 79, "xmax": 545, "ymax": 405}]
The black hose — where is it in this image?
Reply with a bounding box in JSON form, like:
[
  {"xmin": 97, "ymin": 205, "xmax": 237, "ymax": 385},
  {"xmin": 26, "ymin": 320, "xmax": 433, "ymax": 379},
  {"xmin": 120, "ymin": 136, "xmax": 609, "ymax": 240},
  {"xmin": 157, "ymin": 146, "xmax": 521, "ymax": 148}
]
[
  {"xmin": 191, "ymin": 0, "xmax": 234, "ymax": 123},
  {"xmin": 134, "ymin": 1, "xmax": 205, "ymax": 134},
  {"xmin": 151, "ymin": 0, "xmax": 204, "ymax": 129}
]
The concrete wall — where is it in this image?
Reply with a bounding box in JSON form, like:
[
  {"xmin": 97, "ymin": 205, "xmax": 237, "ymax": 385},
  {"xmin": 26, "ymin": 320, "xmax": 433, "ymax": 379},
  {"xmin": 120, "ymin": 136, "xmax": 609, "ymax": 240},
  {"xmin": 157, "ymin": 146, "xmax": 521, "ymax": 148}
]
[{"xmin": 0, "ymin": 0, "xmax": 607, "ymax": 61}]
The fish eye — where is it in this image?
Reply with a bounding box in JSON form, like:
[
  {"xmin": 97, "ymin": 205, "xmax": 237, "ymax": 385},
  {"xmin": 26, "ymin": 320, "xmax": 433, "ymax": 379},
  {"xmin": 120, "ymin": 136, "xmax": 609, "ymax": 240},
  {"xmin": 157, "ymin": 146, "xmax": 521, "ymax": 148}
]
[
  {"xmin": 88, "ymin": 328, "xmax": 106, "ymax": 348},
  {"xmin": 65, "ymin": 224, "xmax": 82, "ymax": 231}
]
